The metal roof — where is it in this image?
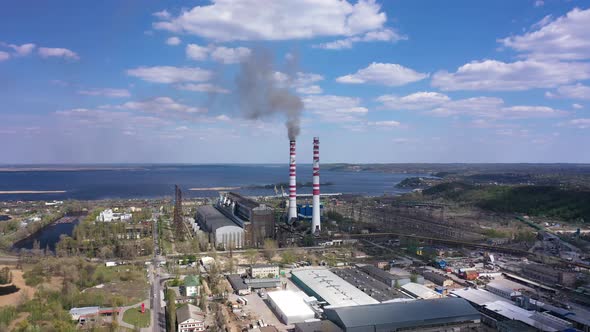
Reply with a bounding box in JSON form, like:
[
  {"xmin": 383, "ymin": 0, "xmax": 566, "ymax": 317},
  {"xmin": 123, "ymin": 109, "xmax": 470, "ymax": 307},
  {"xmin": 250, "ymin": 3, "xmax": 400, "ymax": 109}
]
[
  {"xmin": 292, "ymin": 268, "xmax": 379, "ymax": 308},
  {"xmin": 359, "ymin": 265, "xmax": 397, "ymax": 282},
  {"xmin": 401, "ymin": 282, "xmax": 441, "ymax": 299},
  {"xmin": 228, "ymin": 192, "xmax": 260, "ymax": 209},
  {"xmin": 451, "ymin": 288, "xmax": 508, "ymax": 306},
  {"xmin": 176, "ymin": 304, "xmax": 204, "ymax": 324},
  {"xmin": 184, "ymin": 275, "xmax": 200, "ymax": 287},
  {"xmin": 267, "ymin": 290, "xmax": 315, "ymax": 320},
  {"xmin": 227, "ymin": 274, "xmax": 248, "ymax": 290},
  {"xmin": 196, "ymin": 205, "xmax": 241, "ymax": 231},
  {"xmin": 324, "ymin": 298, "xmax": 481, "ymax": 330}
]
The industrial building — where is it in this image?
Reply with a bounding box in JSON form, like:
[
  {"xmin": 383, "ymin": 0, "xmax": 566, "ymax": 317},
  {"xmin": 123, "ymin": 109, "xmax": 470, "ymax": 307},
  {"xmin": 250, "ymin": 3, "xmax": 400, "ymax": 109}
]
[
  {"xmin": 423, "ymin": 271, "xmax": 453, "ymax": 287},
  {"xmin": 266, "ymin": 290, "xmax": 316, "ymax": 324},
  {"xmin": 401, "ymin": 283, "xmax": 442, "ymax": 299},
  {"xmin": 521, "ymin": 263, "xmax": 577, "ymax": 287},
  {"xmin": 294, "ymin": 320, "xmax": 343, "ymax": 332},
  {"xmin": 250, "ymin": 264, "xmax": 279, "ymax": 278},
  {"xmin": 217, "ymin": 192, "xmax": 275, "ymax": 247},
  {"xmin": 324, "ymin": 298, "xmax": 481, "ymax": 332},
  {"xmin": 291, "ymin": 268, "xmax": 379, "ymax": 308},
  {"xmin": 358, "ymin": 265, "xmax": 401, "ymax": 288},
  {"xmin": 227, "ymin": 274, "xmax": 251, "ymax": 295},
  {"xmin": 485, "ymin": 279, "xmax": 529, "ymax": 300},
  {"xmin": 195, "ymin": 205, "xmax": 244, "ymax": 249}
]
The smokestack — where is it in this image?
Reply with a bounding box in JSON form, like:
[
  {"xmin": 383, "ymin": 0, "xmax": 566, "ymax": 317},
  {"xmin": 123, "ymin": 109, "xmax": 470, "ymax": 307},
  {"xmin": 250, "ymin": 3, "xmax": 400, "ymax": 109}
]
[
  {"xmin": 288, "ymin": 140, "xmax": 297, "ymax": 221},
  {"xmin": 312, "ymin": 137, "xmax": 321, "ymax": 233}
]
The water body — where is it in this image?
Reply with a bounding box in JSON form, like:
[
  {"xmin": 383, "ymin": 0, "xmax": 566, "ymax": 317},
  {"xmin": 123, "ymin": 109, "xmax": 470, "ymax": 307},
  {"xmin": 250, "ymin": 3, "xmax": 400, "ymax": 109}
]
[
  {"xmin": 0, "ymin": 164, "xmax": 425, "ymax": 201},
  {"xmin": 12, "ymin": 218, "xmax": 79, "ymax": 252}
]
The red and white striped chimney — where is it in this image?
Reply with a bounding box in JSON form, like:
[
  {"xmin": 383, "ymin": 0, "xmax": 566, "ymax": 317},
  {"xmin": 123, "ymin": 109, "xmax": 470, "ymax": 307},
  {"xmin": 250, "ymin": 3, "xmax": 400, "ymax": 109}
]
[
  {"xmin": 288, "ymin": 140, "xmax": 297, "ymax": 221},
  {"xmin": 311, "ymin": 137, "xmax": 321, "ymax": 232}
]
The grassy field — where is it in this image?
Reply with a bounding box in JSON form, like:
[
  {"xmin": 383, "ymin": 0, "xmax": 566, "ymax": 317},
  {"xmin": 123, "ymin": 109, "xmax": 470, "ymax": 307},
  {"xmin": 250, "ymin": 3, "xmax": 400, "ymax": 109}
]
[{"xmin": 122, "ymin": 306, "xmax": 150, "ymax": 328}]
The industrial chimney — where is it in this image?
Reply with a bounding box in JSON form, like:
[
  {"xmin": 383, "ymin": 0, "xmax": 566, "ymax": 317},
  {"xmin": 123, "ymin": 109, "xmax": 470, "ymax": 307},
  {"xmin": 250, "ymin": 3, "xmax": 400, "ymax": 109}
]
[
  {"xmin": 288, "ymin": 140, "xmax": 297, "ymax": 221},
  {"xmin": 311, "ymin": 137, "xmax": 321, "ymax": 233}
]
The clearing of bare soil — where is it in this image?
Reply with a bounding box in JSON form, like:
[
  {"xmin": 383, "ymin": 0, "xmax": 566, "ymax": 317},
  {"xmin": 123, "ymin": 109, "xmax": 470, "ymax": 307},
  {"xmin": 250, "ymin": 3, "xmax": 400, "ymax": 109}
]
[{"xmin": 0, "ymin": 265, "xmax": 35, "ymax": 307}]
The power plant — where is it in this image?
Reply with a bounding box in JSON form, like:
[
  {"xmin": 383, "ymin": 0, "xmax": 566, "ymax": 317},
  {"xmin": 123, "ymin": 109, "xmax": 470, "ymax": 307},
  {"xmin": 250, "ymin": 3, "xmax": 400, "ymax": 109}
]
[
  {"xmin": 288, "ymin": 140, "xmax": 297, "ymax": 222},
  {"xmin": 312, "ymin": 137, "xmax": 321, "ymax": 234}
]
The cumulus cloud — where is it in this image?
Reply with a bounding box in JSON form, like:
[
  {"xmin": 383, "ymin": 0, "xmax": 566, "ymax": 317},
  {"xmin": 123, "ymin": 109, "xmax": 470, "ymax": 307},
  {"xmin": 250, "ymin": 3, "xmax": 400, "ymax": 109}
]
[
  {"xmin": 303, "ymin": 94, "xmax": 368, "ymax": 122},
  {"xmin": 153, "ymin": 9, "xmax": 171, "ymax": 20},
  {"xmin": 272, "ymin": 71, "xmax": 325, "ymax": 94},
  {"xmin": 500, "ymin": 7, "xmax": 590, "ymax": 60},
  {"xmin": 78, "ymin": 88, "xmax": 131, "ymax": 98},
  {"xmin": 175, "ymin": 83, "xmax": 230, "ymax": 94},
  {"xmin": 377, "ymin": 91, "xmax": 567, "ymax": 119},
  {"xmin": 296, "ymin": 85, "xmax": 323, "ymax": 94},
  {"xmin": 337, "ymin": 62, "xmax": 427, "ymax": 86},
  {"xmin": 216, "ymin": 114, "xmax": 231, "ymax": 121},
  {"xmin": 546, "ymin": 83, "xmax": 590, "ymax": 100},
  {"xmin": 315, "ymin": 28, "xmax": 407, "ymax": 50},
  {"xmin": 166, "ymin": 37, "xmax": 181, "ymax": 46},
  {"xmin": 38, "ymin": 47, "xmax": 79, "ymax": 60},
  {"xmin": 369, "ymin": 120, "xmax": 401, "ymax": 127},
  {"xmin": 126, "ymin": 66, "xmax": 212, "ymax": 83},
  {"xmin": 560, "ymin": 118, "xmax": 590, "ymax": 129},
  {"xmin": 4, "ymin": 43, "xmax": 36, "ymax": 56},
  {"xmin": 431, "ymin": 59, "xmax": 590, "ymax": 91},
  {"xmin": 186, "ymin": 44, "xmax": 251, "ymax": 64},
  {"xmin": 0, "ymin": 51, "xmax": 9, "ymax": 61},
  {"xmin": 534, "ymin": 0, "xmax": 544, "ymax": 7},
  {"xmin": 153, "ymin": 0, "xmax": 387, "ymax": 41},
  {"xmin": 376, "ymin": 92, "xmax": 450, "ymax": 110},
  {"xmin": 573, "ymin": 103, "xmax": 583, "ymax": 109},
  {"xmin": 118, "ymin": 97, "xmax": 207, "ymax": 117}
]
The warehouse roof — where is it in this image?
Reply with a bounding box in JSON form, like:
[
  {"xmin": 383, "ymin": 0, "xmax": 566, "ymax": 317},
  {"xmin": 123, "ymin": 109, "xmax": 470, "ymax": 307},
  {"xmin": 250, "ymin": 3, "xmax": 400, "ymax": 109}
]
[
  {"xmin": 228, "ymin": 192, "xmax": 260, "ymax": 209},
  {"xmin": 227, "ymin": 274, "xmax": 248, "ymax": 291},
  {"xmin": 267, "ymin": 290, "xmax": 315, "ymax": 320},
  {"xmin": 359, "ymin": 265, "xmax": 397, "ymax": 282},
  {"xmin": 324, "ymin": 298, "xmax": 480, "ymax": 330},
  {"xmin": 401, "ymin": 283, "xmax": 441, "ymax": 299},
  {"xmin": 291, "ymin": 268, "xmax": 379, "ymax": 308},
  {"xmin": 451, "ymin": 288, "xmax": 508, "ymax": 306},
  {"xmin": 293, "ymin": 320, "xmax": 343, "ymax": 332},
  {"xmin": 196, "ymin": 205, "xmax": 241, "ymax": 231}
]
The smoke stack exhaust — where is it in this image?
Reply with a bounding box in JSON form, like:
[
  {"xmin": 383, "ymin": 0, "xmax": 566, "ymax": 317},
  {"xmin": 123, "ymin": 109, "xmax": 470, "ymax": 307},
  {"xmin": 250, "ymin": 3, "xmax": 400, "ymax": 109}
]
[
  {"xmin": 312, "ymin": 137, "xmax": 321, "ymax": 233},
  {"xmin": 288, "ymin": 140, "xmax": 297, "ymax": 221}
]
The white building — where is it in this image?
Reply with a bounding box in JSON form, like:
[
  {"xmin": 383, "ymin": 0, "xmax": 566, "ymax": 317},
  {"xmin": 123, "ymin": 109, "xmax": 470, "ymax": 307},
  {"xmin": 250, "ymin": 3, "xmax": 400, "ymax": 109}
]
[
  {"xmin": 401, "ymin": 282, "xmax": 442, "ymax": 299},
  {"xmin": 96, "ymin": 209, "xmax": 132, "ymax": 222},
  {"xmin": 176, "ymin": 304, "xmax": 205, "ymax": 332},
  {"xmin": 250, "ymin": 264, "xmax": 279, "ymax": 278},
  {"xmin": 267, "ymin": 290, "xmax": 316, "ymax": 324}
]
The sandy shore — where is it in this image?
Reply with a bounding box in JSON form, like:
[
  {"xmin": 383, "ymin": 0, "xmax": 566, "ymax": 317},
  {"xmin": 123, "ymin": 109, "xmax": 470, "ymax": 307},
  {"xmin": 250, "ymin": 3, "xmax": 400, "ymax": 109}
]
[
  {"xmin": 0, "ymin": 190, "xmax": 66, "ymax": 194},
  {"xmin": 189, "ymin": 187, "xmax": 240, "ymax": 191}
]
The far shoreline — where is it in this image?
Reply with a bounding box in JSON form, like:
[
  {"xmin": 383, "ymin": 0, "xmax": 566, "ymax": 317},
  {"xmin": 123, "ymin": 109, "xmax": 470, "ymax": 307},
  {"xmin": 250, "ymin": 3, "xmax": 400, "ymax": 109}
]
[{"xmin": 0, "ymin": 190, "xmax": 67, "ymax": 194}]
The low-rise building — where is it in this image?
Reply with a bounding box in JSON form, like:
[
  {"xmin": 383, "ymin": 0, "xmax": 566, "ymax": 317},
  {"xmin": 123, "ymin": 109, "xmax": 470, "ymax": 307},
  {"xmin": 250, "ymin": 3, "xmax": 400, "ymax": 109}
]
[
  {"xmin": 485, "ymin": 279, "xmax": 528, "ymax": 300},
  {"xmin": 96, "ymin": 209, "xmax": 132, "ymax": 222},
  {"xmin": 250, "ymin": 264, "xmax": 279, "ymax": 278},
  {"xmin": 182, "ymin": 275, "xmax": 200, "ymax": 297},
  {"xmin": 521, "ymin": 263, "xmax": 577, "ymax": 287},
  {"xmin": 401, "ymin": 282, "xmax": 442, "ymax": 299},
  {"xmin": 176, "ymin": 304, "xmax": 205, "ymax": 332},
  {"xmin": 267, "ymin": 290, "xmax": 316, "ymax": 324},
  {"xmin": 423, "ymin": 271, "xmax": 454, "ymax": 287},
  {"xmin": 294, "ymin": 320, "xmax": 343, "ymax": 332},
  {"xmin": 227, "ymin": 274, "xmax": 251, "ymax": 295}
]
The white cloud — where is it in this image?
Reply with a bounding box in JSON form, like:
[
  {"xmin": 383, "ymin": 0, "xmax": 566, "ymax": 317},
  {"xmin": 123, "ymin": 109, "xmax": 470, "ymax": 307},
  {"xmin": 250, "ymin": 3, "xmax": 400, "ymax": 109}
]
[
  {"xmin": 176, "ymin": 83, "xmax": 229, "ymax": 94},
  {"xmin": 78, "ymin": 88, "xmax": 131, "ymax": 98},
  {"xmin": 546, "ymin": 83, "xmax": 590, "ymax": 100},
  {"xmin": 377, "ymin": 91, "xmax": 567, "ymax": 119},
  {"xmin": 127, "ymin": 66, "xmax": 212, "ymax": 83},
  {"xmin": 166, "ymin": 37, "xmax": 181, "ymax": 46},
  {"xmin": 210, "ymin": 46, "xmax": 251, "ymax": 64},
  {"xmin": 431, "ymin": 59, "xmax": 590, "ymax": 91},
  {"xmin": 0, "ymin": 51, "xmax": 9, "ymax": 61},
  {"xmin": 186, "ymin": 44, "xmax": 251, "ymax": 64},
  {"xmin": 296, "ymin": 85, "xmax": 323, "ymax": 94},
  {"xmin": 500, "ymin": 7, "xmax": 590, "ymax": 60},
  {"xmin": 6, "ymin": 43, "xmax": 36, "ymax": 56},
  {"xmin": 573, "ymin": 103, "xmax": 583, "ymax": 109},
  {"xmin": 38, "ymin": 47, "xmax": 79, "ymax": 60},
  {"xmin": 153, "ymin": 0, "xmax": 387, "ymax": 41},
  {"xmin": 315, "ymin": 28, "xmax": 407, "ymax": 50},
  {"xmin": 119, "ymin": 97, "xmax": 206, "ymax": 116},
  {"xmin": 376, "ymin": 92, "xmax": 450, "ymax": 110},
  {"xmin": 336, "ymin": 62, "xmax": 427, "ymax": 86},
  {"xmin": 303, "ymin": 94, "xmax": 368, "ymax": 122},
  {"xmin": 369, "ymin": 120, "xmax": 401, "ymax": 127},
  {"xmin": 186, "ymin": 44, "xmax": 209, "ymax": 61},
  {"xmin": 534, "ymin": 0, "xmax": 544, "ymax": 7},
  {"xmin": 153, "ymin": 10, "xmax": 171, "ymax": 20},
  {"xmin": 216, "ymin": 114, "xmax": 231, "ymax": 121},
  {"xmin": 560, "ymin": 118, "xmax": 590, "ymax": 129}
]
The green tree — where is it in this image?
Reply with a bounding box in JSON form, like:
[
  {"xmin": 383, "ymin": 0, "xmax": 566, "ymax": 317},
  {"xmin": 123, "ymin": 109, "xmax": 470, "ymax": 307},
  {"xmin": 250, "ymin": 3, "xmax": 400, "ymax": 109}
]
[
  {"xmin": 263, "ymin": 239, "xmax": 277, "ymax": 261},
  {"xmin": 165, "ymin": 289, "xmax": 177, "ymax": 332},
  {"xmin": 245, "ymin": 249, "xmax": 257, "ymax": 265}
]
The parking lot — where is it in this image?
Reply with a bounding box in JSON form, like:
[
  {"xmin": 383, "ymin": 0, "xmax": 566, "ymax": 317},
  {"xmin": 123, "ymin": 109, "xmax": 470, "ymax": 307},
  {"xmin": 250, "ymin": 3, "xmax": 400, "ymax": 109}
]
[{"xmin": 332, "ymin": 268, "xmax": 410, "ymax": 302}]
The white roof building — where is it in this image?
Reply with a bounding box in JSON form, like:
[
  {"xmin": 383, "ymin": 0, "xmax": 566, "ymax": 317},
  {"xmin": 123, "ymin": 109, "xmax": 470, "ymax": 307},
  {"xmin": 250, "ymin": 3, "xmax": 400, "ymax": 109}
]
[
  {"xmin": 96, "ymin": 209, "xmax": 132, "ymax": 222},
  {"xmin": 267, "ymin": 290, "xmax": 316, "ymax": 324},
  {"xmin": 291, "ymin": 268, "xmax": 379, "ymax": 308},
  {"xmin": 401, "ymin": 283, "xmax": 442, "ymax": 299}
]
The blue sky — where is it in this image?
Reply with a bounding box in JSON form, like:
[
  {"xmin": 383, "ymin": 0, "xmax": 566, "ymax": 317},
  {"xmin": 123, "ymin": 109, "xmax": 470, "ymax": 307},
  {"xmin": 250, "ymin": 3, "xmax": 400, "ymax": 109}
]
[{"xmin": 1, "ymin": 0, "xmax": 590, "ymax": 164}]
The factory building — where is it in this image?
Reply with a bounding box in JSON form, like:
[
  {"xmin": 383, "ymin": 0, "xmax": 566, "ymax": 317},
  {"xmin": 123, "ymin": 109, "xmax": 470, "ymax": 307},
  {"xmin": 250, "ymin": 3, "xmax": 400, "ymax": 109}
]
[
  {"xmin": 217, "ymin": 192, "xmax": 275, "ymax": 247},
  {"xmin": 485, "ymin": 279, "xmax": 529, "ymax": 300},
  {"xmin": 291, "ymin": 268, "xmax": 379, "ymax": 308},
  {"xmin": 423, "ymin": 271, "xmax": 454, "ymax": 287},
  {"xmin": 359, "ymin": 265, "xmax": 402, "ymax": 288},
  {"xmin": 324, "ymin": 298, "xmax": 481, "ymax": 332},
  {"xmin": 400, "ymin": 283, "xmax": 442, "ymax": 299},
  {"xmin": 250, "ymin": 264, "xmax": 279, "ymax": 279},
  {"xmin": 521, "ymin": 263, "xmax": 577, "ymax": 287},
  {"xmin": 195, "ymin": 205, "xmax": 244, "ymax": 250},
  {"xmin": 267, "ymin": 290, "xmax": 316, "ymax": 324}
]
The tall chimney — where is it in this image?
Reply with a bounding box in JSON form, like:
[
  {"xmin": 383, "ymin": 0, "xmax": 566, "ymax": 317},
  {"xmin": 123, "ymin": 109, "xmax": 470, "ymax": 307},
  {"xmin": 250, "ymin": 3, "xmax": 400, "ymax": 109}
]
[
  {"xmin": 311, "ymin": 137, "xmax": 321, "ymax": 233},
  {"xmin": 288, "ymin": 140, "xmax": 297, "ymax": 221}
]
